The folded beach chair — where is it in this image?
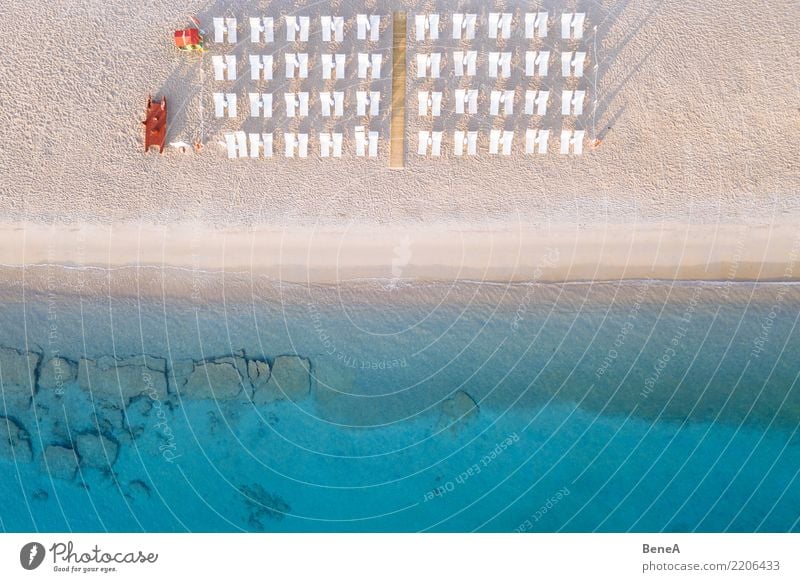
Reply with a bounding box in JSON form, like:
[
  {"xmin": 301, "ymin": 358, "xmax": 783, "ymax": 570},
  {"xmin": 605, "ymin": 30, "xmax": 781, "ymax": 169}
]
[
  {"xmin": 285, "ymin": 53, "xmax": 309, "ymax": 79},
  {"xmin": 322, "ymin": 54, "xmax": 346, "ymax": 80},
  {"xmin": 357, "ymin": 14, "xmax": 381, "ymax": 41},
  {"xmin": 417, "ymin": 91, "xmax": 442, "ymax": 117},
  {"xmin": 524, "ymin": 90, "xmax": 549, "ymax": 116},
  {"xmin": 355, "ymin": 126, "xmax": 378, "ymax": 157},
  {"xmin": 284, "ymin": 92, "xmax": 309, "ymax": 117},
  {"xmin": 454, "ymin": 89, "xmax": 478, "ymax": 114},
  {"xmin": 416, "ymin": 53, "xmax": 442, "ymax": 78},
  {"xmin": 418, "ymin": 131, "xmax": 443, "ymax": 156},
  {"xmin": 415, "ymin": 14, "xmax": 440, "ymax": 40},
  {"xmin": 249, "ymin": 17, "xmax": 274, "ymax": 43},
  {"xmin": 248, "ymin": 93, "xmax": 272, "ymax": 117},
  {"xmin": 561, "ymin": 52, "xmax": 586, "ymax": 77},
  {"xmin": 488, "ymin": 13, "xmax": 512, "ymax": 39},
  {"xmin": 213, "ymin": 93, "xmax": 237, "ymax": 118},
  {"xmin": 248, "ymin": 133, "xmax": 273, "ymax": 158},
  {"xmin": 489, "ymin": 130, "xmax": 514, "ymax": 155},
  {"xmin": 488, "ymin": 52, "xmax": 512, "ymax": 78},
  {"xmin": 490, "ymin": 90, "xmax": 515, "ymax": 116},
  {"xmin": 320, "ymin": 91, "xmax": 344, "ymax": 117},
  {"xmin": 213, "ymin": 17, "xmax": 237, "ymax": 44},
  {"xmin": 356, "ymin": 91, "xmax": 381, "ymax": 116},
  {"xmin": 525, "ymin": 129, "xmax": 549, "ymax": 154},
  {"xmin": 358, "ymin": 53, "xmax": 382, "ymax": 79},
  {"xmin": 561, "ymin": 90, "xmax": 585, "ymax": 115},
  {"xmin": 285, "ymin": 16, "xmax": 310, "ymax": 42},
  {"xmin": 452, "ymin": 13, "xmax": 477, "ymax": 40},
  {"xmin": 249, "ymin": 55, "xmax": 273, "ymax": 81},
  {"xmin": 525, "ymin": 51, "xmax": 550, "ymax": 77},
  {"xmin": 453, "ymin": 131, "xmax": 478, "ymax": 156},
  {"xmin": 561, "ymin": 13, "xmax": 586, "ymax": 40},
  {"xmin": 525, "ymin": 12, "xmax": 548, "ymax": 38},
  {"xmin": 284, "ymin": 133, "xmax": 309, "ymax": 157},
  {"xmin": 560, "ymin": 129, "xmax": 585, "ymax": 154},
  {"xmin": 321, "ymin": 16, "xmax": 344, "ymax": 42},
  {"xmin": 212, "ymin": 55, "xmax": 236, "ymax": 81},
  {"xmin": 453, "ymin": 51, "xmax": 478, "ymax": 77},
  {"xmin": 320, "ymin": 132, "xmax": 344, "ymax": 158}
]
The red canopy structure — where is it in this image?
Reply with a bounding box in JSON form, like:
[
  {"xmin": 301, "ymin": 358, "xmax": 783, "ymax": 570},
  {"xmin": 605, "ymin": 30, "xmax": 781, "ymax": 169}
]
[
  {"xmin": 142, "ymin": 95, "xmax": 167, "ymax": 153},
  {"xmin": 174, "ymin": 28, "xmax": 203, "ymax": 51}
]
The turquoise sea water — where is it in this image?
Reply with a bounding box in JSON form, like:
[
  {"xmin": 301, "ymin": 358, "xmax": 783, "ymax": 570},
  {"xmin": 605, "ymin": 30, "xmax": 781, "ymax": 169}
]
[{"xmin": 0, "ymin": 278, "xmax": 798, "ymax": 532}]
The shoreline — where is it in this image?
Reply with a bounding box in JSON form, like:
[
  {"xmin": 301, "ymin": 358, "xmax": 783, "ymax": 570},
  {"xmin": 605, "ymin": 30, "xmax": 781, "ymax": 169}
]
[{"xmin": 0, "ymin": 221, "xmax": 799, "ymax": 287}]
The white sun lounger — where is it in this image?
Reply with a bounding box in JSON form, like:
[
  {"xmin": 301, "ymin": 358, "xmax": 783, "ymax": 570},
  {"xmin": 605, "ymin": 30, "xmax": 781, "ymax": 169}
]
[
  {"xmin": 488, "ymin": 52, "xmax": 512, "ymax": 78},
  {"xmin": 489, "ymin": 130, "xmax": 514, "ymax": 155},
  {"xmin": 213, "ymin": 17, "xmax": 237, "ymax": 44},
  {"xmin": 248, "ymin": 93, "xmax": 272, "ymax": 117},
  {"xmin": 285, "ymin": 16, "xmax": 310, "ymax": 42},
  {"xmin": 415, "ymin": 14, "xmax": 439, "ymax": 40},
  {"xmin": 319, "ymin": 132, "xmax": 343, "ymax": 158},
  {"xmin": 212, "ymin": 55, "xmax": 236, "ymax": 81},
  {"xmin": 248, "ymin": 133, "xmax": 273, "ymax": 158},
  {"xmin": 560, "ymin": 129, "xmax": 585, "ymax": 154},
  {"xmin": 490, "ymin": 90, "xmax": 515, "ymax": 115},
  {"xmin": 561, "ymin": 13, "xmax": 586, "ymax": 40},
  {"xmin": 357, "ymin": 14, "xmax": 381, "ymax": 41},
  {"xmin": 452, "ymin": 13, "xmax": 477, "ymax": 40},
  {"xmin": 285, "ymin": 53, "xmax": 309, "ymax": 79},
  {"xmin": 454, "ymin": 89, "xmax": 478, "ymax": 114},
  {"xmin": 354, "ymin": 126, "xmax": 379, "ymax": 157},
  {"xmin": 525, "ymin": 129, "xmax": 549, "ymax": 154},
  {"xmin": 562, "ymin": 51, "xmax": 586, "ymax": 77},
  {"xmin": 223, "ymin": 132, "xmax": 248, "ymax": 159},
  {"xmin": 525, "ymin": 51, "xmax": 550, "ymax": 77},
  {"xmin": 562, "ymin": 90, "xmax": 586, "ymax": 116},
  {"xmin": 321, "ymin": 16, "xmax": 344, "ymax": 42},
  {"xmin": 524, "ymin": 90, "xmax": 549, "ymax": 115},
  {"xmin": 284, "ymin": 132, "xmax": 309, "ymax": 158},
  {"xmin": 416, "ymin": 53, "xmax": 441, "ymax": 78},
  {"xmin": 357, "ymin": 53, "xmax": 382, "ymax": 79},
  {"xmin": 284, "ymin": 92, "xmax": 309, "ymax": 117},
  {"xmin": 356, "ymin": 91, "xmax": 381, "ymax": 116},
  {"xmin": 453, "ymin": 131, "xmax": 478, "ymax": 156},
  {"xmin": 417, "ymin": 91, "xmax": 442, "ymax": 117},
  {"xmin": 525, "ymin": 12, "xmax": 548, "ymax": 38},
  {"xmin": 321, "ymin": 54, "xmax": 345, "ymax": 80},
  {"xmin": 249, "ymin": 17, "xmax": 274, "ymax": 43},
  {"xmin": 319, "ymin": 91, "xmax": 344, "ymax": 117},
  {"xmin": 488, "ymin": 13, "xmax": 512, "ymax": 39},
  {"xmin": 213, "ymin": 93, "xmax": 237, "ymax": 118},
  {"xmin": 453, "ymin": 50, "xmax": 477, "ymax": 77},
  {"xmin": 417, "ymin": 131, "xmax": 443, "ymax": 156},
  {"xmin": 249, "ymin": 55, "xmax": 273, "ymax": 80}
]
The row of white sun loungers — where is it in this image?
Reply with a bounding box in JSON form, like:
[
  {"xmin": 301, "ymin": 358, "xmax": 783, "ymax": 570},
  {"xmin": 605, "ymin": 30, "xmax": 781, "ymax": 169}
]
[
  {"xmin": 213, "ymin": 89, "xmax": 584, "ymax": 119},
  {"xmin": 222, "ymin": 129, "xmax": 585, "ymax": 159},
  {"xmin": 213, "ymin": 13, "xmax": 585, "ymax": 44},
  {"xmin": 212, "ymin": 51, "xmax": 585, "ymax": 81}
]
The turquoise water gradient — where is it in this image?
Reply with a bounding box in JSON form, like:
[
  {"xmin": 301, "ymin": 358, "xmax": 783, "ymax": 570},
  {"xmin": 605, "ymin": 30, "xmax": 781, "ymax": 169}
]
[{"xmin": 0, "ymin": 280, "xmax": 798, "ymax": 532}]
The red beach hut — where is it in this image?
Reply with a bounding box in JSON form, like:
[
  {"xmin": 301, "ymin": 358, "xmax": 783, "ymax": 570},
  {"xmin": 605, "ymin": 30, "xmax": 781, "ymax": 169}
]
[{"xmin": 174, "ymin": 28, "xmax": 204, "ymax": 52}]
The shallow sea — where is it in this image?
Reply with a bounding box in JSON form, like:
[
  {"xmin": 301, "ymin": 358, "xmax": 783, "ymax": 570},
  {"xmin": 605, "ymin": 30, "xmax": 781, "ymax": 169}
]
[{"xmin": 0, "ymin": 276, "xmax": 798, "ymax": 532}]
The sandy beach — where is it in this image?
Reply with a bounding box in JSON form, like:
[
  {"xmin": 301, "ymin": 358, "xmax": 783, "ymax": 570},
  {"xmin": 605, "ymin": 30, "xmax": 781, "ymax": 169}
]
[{"xmin": 0, "ymin": 0, "xmax": 798, "ymax": 285}]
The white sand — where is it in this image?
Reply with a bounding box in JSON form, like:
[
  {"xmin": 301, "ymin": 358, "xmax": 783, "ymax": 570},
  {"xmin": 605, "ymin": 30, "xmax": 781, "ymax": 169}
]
[{"xmin": 0, "ymin": 0, "xmax": 798, "ymax": 283}]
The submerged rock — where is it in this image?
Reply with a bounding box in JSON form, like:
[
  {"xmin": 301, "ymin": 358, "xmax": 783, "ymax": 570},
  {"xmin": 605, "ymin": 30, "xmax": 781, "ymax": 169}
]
[
  {"xmin": 248, "ymin": 359, "xmax": 271, "ymax": 391},
  {"xmin": 437, "ymin": 390, "xmax": 479, "ymax": 432},
  {"xmin": 38, "ymin": 357, "xmax": 77, "ymax": 391},
  {"xmin": 0, "ymin": 416, "xmax": 33, "ymax": 463},
  {"xmin": 181, "ymin": 359, "xmax": 247, "ymax": 400},
  {"xmin": 75, "ymin": 433, "xmax": 119, "ymax": 469},
  {"xmin": 42, "ymin": 445, "xmax": 79, "ymax": 480},
  {"xmin": 31, "ymin": 489, "xmax": 49, "ymax": 502},
  {"xmin": 0, "ymin": 347, "xmax": 41, "ymax": 407},
  {"xmin": 78, "ymin": 355, "xmax": 167, "ymax": 404},
  {"xmin": 252, "ymin": 356, "xmax": 310, "ymax": 405},
  {"xmin": 239, "ymin": 483, "xmax": 291, "ymax": 530}
]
